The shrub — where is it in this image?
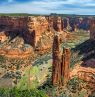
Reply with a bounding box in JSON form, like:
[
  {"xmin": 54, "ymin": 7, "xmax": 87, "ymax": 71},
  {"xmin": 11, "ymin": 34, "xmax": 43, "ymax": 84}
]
[
  {"xmin": 0, "ymin": 88, "xmax": 48, "ymax": 97},
  {"xmin": 0, "ymin": 55, "xmax": 6, "ymax": 63}
]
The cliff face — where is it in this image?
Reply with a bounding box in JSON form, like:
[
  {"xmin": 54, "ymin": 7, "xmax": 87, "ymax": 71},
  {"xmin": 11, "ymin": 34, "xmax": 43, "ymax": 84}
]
[
  {"xmin": 0, "ymin": 31, "xmax": 8, "ymax": 43},
  {"xmin": 64, "ymin": 17, "xmax": 90, "ymax": 32},
  {"xmin": 0, "ymin": 16, "xmax": 27, "ymax": 31},
  {"xmin": 0, "ymin": 16, "xmax": 63, "ymax": 58},
  {"xmin": 90, "ymin": 19, "xmax": 95, "ymax": 40},
  {"xmin": 0, "ymin": 16, "xmax": 49, "ymax": 47},
  {"xmin": 0, "ymin": 16, "xmax": 64, "ymax": 50},
  {"xmin": 24, "ymin": 16, "xmax": 49, "ymax": 47},
  {"xmin": 0, "ymin": 15, "xmax": 91, "ymax": 51},
  {"xmin": 48, "ymin": 16, "xmax": 63, "ymax": 32}
]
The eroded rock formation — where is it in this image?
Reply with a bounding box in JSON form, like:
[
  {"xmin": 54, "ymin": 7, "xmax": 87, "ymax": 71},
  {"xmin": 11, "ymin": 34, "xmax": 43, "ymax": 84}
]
[
  {"xmin": 0, "ymin": 16, "xmax": 64, "ymax": 59},
  {"xmin": 24, "ymin": 16, "xmax": 49, "ymax": 47},
  {"xmin": 52, "ymin": 35, "xmax": 61, "ymax": 85},
  {"xmin": 61, "ymin": 48, "xmax": 71, "ymax": 85},
  {"xmin": 0, "ymin": 16, "xmax": 64, "ymax": 48},
  {"xmin": 0, "ymin": 16, "xmax": 27, "ymax": 31},
  {"xmin": 70, "ymin": 62, "xmax": 95, "ymax": 94},
  {"xmin": 0, "ymin": 15, "xmax": 92, "ymax": 59},
  {"xmin": 52, "ymin": 34, "xmax": 71, "ymax": 86},
  {"xmin": 63, "ymin": 17, "xmax": 90, "ymax": 32},
  {"xmin": 48, "ymin": 16, "xmax": 64, "ymax": 32},
  {"xmin": 0, "ymin": 31, "xmax": 8, "ymax": 43},
  {"xmin": 90, "ymin": 18, "xmax": 95, "ymax": 40}
]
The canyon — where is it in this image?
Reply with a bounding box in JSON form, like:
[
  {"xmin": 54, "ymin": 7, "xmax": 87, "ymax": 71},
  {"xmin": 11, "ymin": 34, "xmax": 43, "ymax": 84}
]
[
  {"xmin": 0, "ymin": 15, "xmax": 95, "ymax": 96},
  {"xmin": 0, "ymin": 15, "xmax": 91, "ymax": 45}
]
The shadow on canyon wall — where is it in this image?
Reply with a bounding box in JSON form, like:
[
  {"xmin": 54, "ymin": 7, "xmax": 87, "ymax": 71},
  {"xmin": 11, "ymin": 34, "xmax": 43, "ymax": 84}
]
[
  {"xmin": 74, "ymin": 39, "xmax": 95, "ymax": 68},
  {"xmin": 0, "ymin": 24, "xmax": 36, "ymax": 47}
]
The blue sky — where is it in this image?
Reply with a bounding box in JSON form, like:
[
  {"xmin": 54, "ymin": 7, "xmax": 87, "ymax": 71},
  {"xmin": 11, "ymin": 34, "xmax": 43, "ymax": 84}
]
[{"xmin": 0, "ymin": 0, "xmax": 95, "ymax": 15}]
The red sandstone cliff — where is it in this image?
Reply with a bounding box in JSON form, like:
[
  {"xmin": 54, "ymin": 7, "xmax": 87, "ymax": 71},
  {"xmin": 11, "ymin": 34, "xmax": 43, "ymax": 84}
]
[
  {"xmin": 90, "ymin": 19, "xmax": 95, "ymax": 40},
  {"xmin": 0, "ymin": 16, "xmax": 27, "ymax": 31},
  {"xmin": 48, "ymin": 16, "xmax": 63, "ymax": 32},
  {"xmin": 0, "ymin": 16, "xmax": 64, "ymax": 50}
]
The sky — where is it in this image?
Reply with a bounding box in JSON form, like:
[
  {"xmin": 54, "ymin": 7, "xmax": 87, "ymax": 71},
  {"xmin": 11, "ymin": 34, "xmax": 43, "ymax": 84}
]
[{"xmin": 0, "ymin": 0, "xmax": 95, "ymax": 15}]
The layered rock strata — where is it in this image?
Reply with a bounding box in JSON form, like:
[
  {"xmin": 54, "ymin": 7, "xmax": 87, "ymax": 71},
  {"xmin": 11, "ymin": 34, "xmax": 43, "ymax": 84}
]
[
  {"xmin": 52, "ymin": 34, "xmax": 71, "ymax": 86},
  {"xmin": 90, "ymin": 19, "xmax": 95, "ymax": 40}
]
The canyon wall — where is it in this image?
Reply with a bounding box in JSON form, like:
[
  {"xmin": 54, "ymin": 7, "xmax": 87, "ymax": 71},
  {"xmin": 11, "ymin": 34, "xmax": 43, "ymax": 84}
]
[
  {"xmin": 90, "ymin": 19, "xmax": 95, "ymax": 40},
  {"xmin": 0, "ymin": 15, "xmax": 92, "ymax": 52},
  {"xmin": 48, "ymin": 16, "xmax": 64, "ymax": 32},
  {"xmin": 64, "ymin": 17, "xmax": 90, "ymax": 32},
  {"xmin": 24, "ymin": 16, "xmax": 49, "ymax": 47},
  {"xmin": 0, "ymin": 16, "xmax": 64, "ymax": 47},
  {"xmin": 0, "ymin": 16, "xmax": 65, "ymax": 59},
  {"xmin": 0, "ymin": 16, "xmax": 27, "ymax": 31}
]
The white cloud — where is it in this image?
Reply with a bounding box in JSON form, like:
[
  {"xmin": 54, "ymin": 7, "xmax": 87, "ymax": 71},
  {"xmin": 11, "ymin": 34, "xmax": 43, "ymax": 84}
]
[{"xmin": 0, "ymin": 0, "xmax": 95, "ymax": 15}]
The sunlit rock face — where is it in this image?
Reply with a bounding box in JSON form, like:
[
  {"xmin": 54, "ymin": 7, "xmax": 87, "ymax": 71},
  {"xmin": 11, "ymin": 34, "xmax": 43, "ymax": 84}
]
[
  {"xmin": 52, "ymin": 34, "xmax": 71, "ymax": 86},
  {"xmin": 0, "ymin": 31, "xmax": 8, "ymax": 43},
  {"xmin": 24, "ymin": 16, "xmax": 49, "ymax": 47},
  {"xmin": 62, "ymin": 48, "xmax": 71, "ymax": 85},
  {"xmin": 47, "ymin": 16, "xmax": 54, "ymax": 31},
  {"xmin": 53, "ymin": 16, "xmax": 63, "ymax": 32},
  {"xmin": 0, "ymin": 15, "xmax": 65, "ymax": 50},
  {"xmin": 73, "ymin": 18, "xmax": 80, "ymax": 32},
  {"xmin": 52, "ymin": 35, "xmax": 61, "ymax": 85},
  {"xmin": 66, "ymin": 17, "xmax": 71, "ymax": 30},
  {"xmin": 0, "ymin": 16, "xmax": 55, "ymax": 53},
  {"xmin": 0, "ymin": 15, "xmax": 91, "ymax": 49},
  {"xmin": 90, "ymin": 19, "xmax": 95, "ymax": 40},
  {"xmin": 48, "ymin": 16, "xmax": 64, "ymax": 32},
  {"xmin": 0, "ymin": 16, "xmax": 49, "ymax": 47}
]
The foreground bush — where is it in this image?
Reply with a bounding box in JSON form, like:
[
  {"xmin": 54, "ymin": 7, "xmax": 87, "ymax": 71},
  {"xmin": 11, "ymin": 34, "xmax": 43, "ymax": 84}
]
[{"xmin": 0, "ymin": 87, "xmax": 48, "ymax": 97}]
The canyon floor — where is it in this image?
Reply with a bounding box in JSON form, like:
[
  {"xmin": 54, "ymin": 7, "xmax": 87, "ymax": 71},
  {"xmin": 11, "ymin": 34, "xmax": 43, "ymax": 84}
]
[
  {"xmin": 17, "ymin": 30, "xmax": 95, "ymax": 96},
  {"xmin": 0, "ymin": 30, "xmax": 95, "ymax": 97}
]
